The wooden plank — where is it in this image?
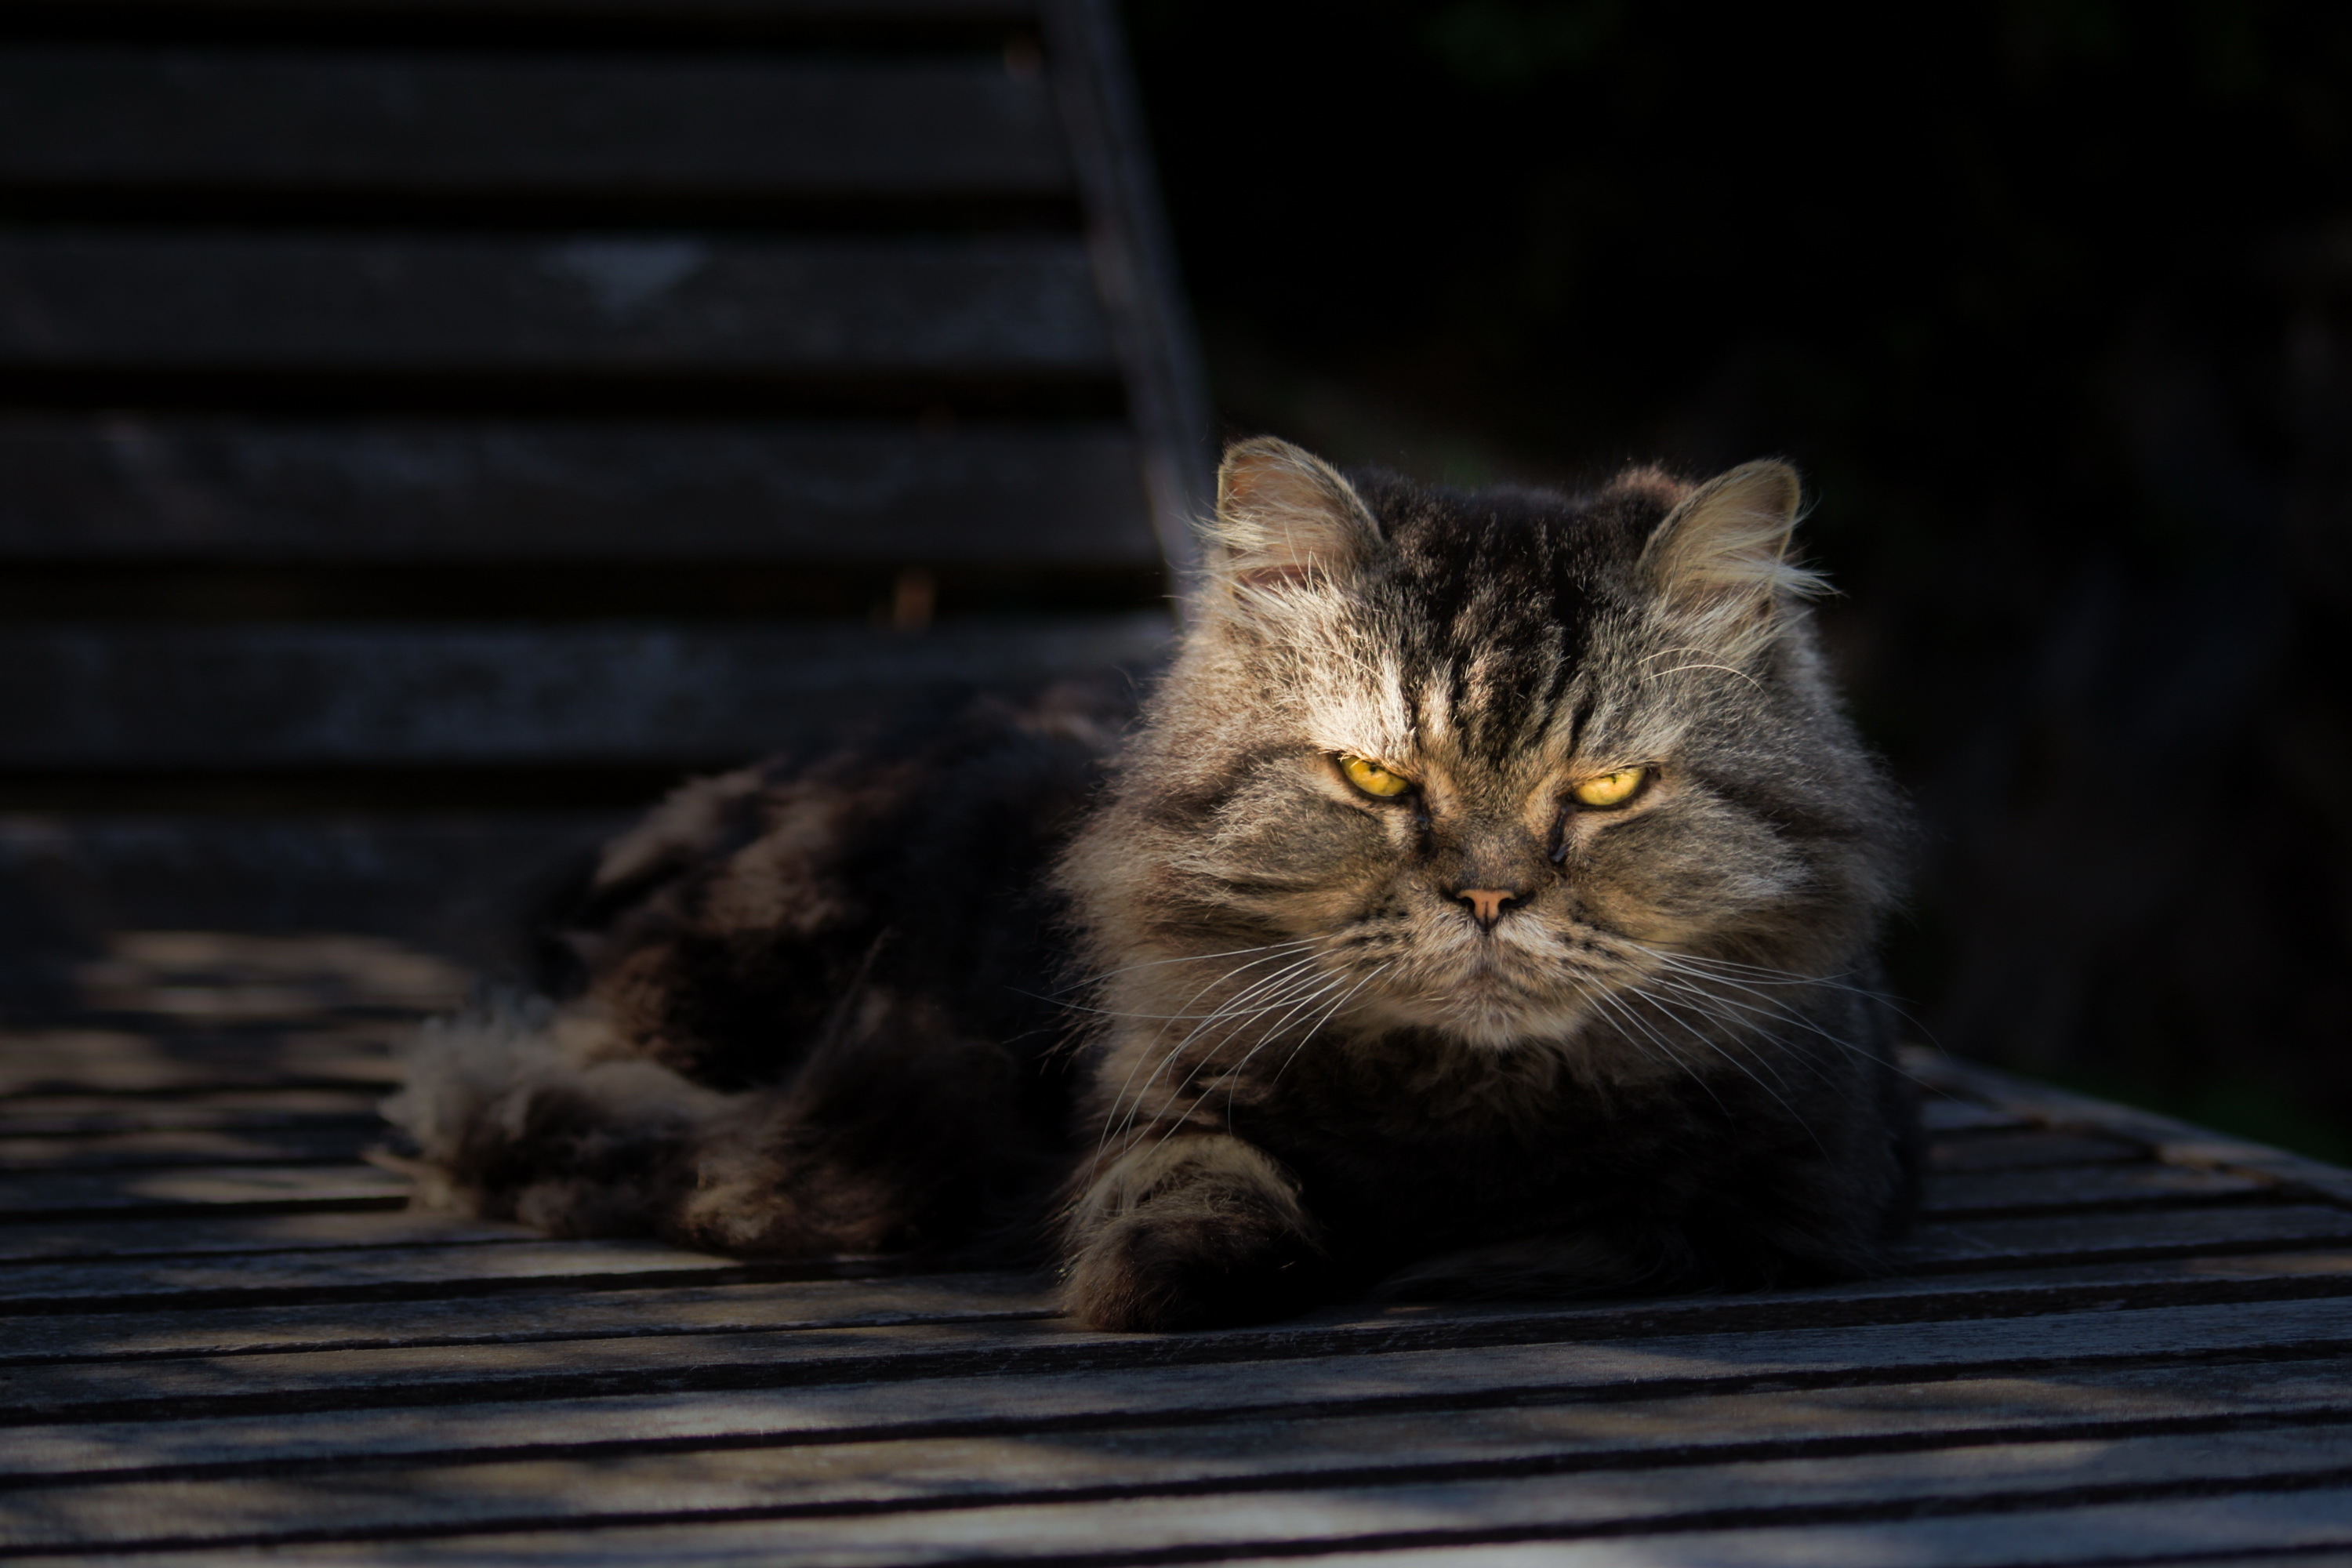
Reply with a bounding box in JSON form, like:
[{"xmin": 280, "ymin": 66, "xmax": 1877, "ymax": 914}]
[
  {"xmin": 0, "ymin": 232, "xmax": 1112, "ymax": 376},
  {"xmin": 0, "ymin": 615, "xmax": 1171, "ymax": 767},
  {"xmin": 10, "ymin": 1385, "xmax": 2352, "ymax": 1556},
  {"xmin": 1918, "ymin": 1097, "xmax": 2030, "ymax": 1134},
  {"xmin": 9, "ymin": 1291, "xmax": 2351, "ymax": 1430},
  {"xmin": 9, "ymin": 1421, "xmax": 2351, "ymax": 1563},
  {"xmin": 7, "ymin": 1349, "xmax": 2351, "ymax": 1534},
  {"xmin": 1925, "ymin": 1130, "xmax": 2142, "ymax": 1171},
  {"xmin": 70, "ymin": 929, "xmax": 470, "ymax": 1014},
  {"xmin": 13, "ymin": 1194, "xmax": 2333, "ymax": 1316},
  {"xmin": 0, "ymin": 416, "xmax": 1158, "ymax": 565},
  {"xmin": 0, "ymin": 1026, "xmax": 405, "ymax": 1095},
  {"xmin": 0, "ymin": 0, "xmax": 1042, "ymax": 27},
  {"xmin": 0, "ymin": 1238, "xmax": 765, "ymax": 1314},
  {"xmin": 1207, "ymin": 1493, "xmax": 2352, "ymax": 1568},
  {"xmin": 18, "ymin": 1316, "xmax": 2352, "ymax": 1495},
  {"xmin": 0, "ymin": 818, "xmax": 618, "ymax": 974},
  {"xmin": 0, "ymin": 1123, "xmax": 377, "ymax": 1168},
  {"xmin": 14, "ymin": 1241, "xmax": 2352, "ymax": 1373},
  {"xmin": 1911, "ymin": 1047, "xmax": 2352, "ymax": 1210},
  {"xmin": 2, "ymin": 1164, "xmax": 2315, "ymax": 1249},
  {"xmin": 0, "ymin": 1161, "xmax": 407, "ymax": 1220},
  {"xmin": 1040, "ymin": 0, "xmax": 1214, "ymax": 589},
  {"xmin": 0, "ymin": 47, "xmax": 1069, "ymax": 198},
  {"xmin": 0, "ymin": 1209, "xmax": 531, "ymax": 1264},
  {"xmin": 0, "ymin": 1271, "xmax": 1059, "ymax": 1364},
  {"xmin": 1900, "ymin": 1202, "xmax": 2352, "ymax": 1269},
  {"xmin": 1919, "ymin": 1163, "xmax": 2269, "ymax": 1218},
  {"xmin": 0, "ymin": 1088, "xmax": 387, "ymax": 1131}
]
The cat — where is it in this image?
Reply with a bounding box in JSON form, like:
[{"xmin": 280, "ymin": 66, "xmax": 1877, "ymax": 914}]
[{"xmin": 385, "ymin": 437, "xmax": 1917, "ymax": 1333}]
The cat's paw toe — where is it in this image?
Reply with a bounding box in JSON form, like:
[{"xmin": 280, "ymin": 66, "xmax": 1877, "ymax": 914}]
[{"xmin": 1068, "ymin": 1203, "xmax": 1327, "ymax": 1332}]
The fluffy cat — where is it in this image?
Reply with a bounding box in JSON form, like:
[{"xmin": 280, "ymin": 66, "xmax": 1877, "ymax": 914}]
[{"xmin": 386, "ymin": 437, "xmax": 1916, "ymax": 1332}]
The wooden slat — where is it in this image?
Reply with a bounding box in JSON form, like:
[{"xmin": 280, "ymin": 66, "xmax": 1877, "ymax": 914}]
[
  {"xmin": 0, "ymin": 416, "xmax": 1157, "ymax": 564},
  {"xmin": 7, "ymin": 1347, "xmax": 2350, "ymax": 1504},
  {"xmin": 0, "ymin": 233, "xmax": 1112, "ymax": 375},
  {"xmin": 1918, "ymin": 1163, "xmax": 2269, "ymax": 1217},
  {"xmin": 1925, "ymin": 1128, "xmax": 2141, "ymax": 1170},
  {"xmin": 0, "ymin": 47, "xmax": 1068, "ymax": 198},
  {"xmin": 0, "ymin": 0, "xmax": 1041, "ymax": 26},
  {"xmin": 0, "ymin": 821, "xmax": 619, "ymax": 975},
  {"xmin": 1042, "ymin": 0, "xmax": 1214, "ymax": 584},
  {"xmin": 0, "ymin": 1209, "xmax": 531, "ymax": 1263},
  {"xmin": 10, "ymin": 1290, "xmax": 2351, "ymax": 1430},
  {"xmin": 6, "ymin": 1396, "xmax": 2351, "ymax": 1557},
  {"xmin": 0, "ymin": 1238, "xmax": 764, "ymax": 1314},
  {"xmin": 0, "ymin": 615, "xmax": 1171, "ymax": 766},
  {"xmin": 14, "ymin": 1241, "xmax": 2352, "ymax": 1372},
  {"xmin": 0, "ymin": 1271, "xmax": 1060, "ymax": 1365},
  {"xmin": 0, "ymin": 1088, "xmax": 386, "ymax": 1132},
  {"xmin": 0, "ymin": 1123, "xmax": 376, "ymax": 1167},
  {"xmin": 1262, "ymin": 1496, "xmax": 2352, "ymax": 1568},
  {"xmin": 1899, "ymin": 1203, "xmax": 2352, "ymax": 1269},
  {"xmin": 0, "ymin": 1026, "xmax": 405, "ymax": 1095},
  {"xmin": 0, "ymin": 822, "xmax": 621, "ymax": 968},
  {"xmin": 0, "ymin": 1161, "xmax": 407, "ymax": 1220},
  {"xmin": 13, "ymin": 1284, "xmax": 2352, "ymax": 1490},
  {"xmin": 1913, "ymin": 1048, "xmax": 2352, "ymax": 1210},
  {"xmin": 1917, "ymin": 1097, "xmax": 2029, "ymax": 1134}
]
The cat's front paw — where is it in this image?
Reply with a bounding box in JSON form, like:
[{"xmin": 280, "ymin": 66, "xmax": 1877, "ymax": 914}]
[{"xmin": 1067, "ymin": 1195, "xmax": 1327, "ymax": 1331}]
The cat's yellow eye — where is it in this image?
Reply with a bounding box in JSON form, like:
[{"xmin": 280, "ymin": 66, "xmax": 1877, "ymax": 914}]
[
  {"xmin": 1338, "ymin": 753, "xmax": 1414, "ymax": 799},
  {"xmin": 1571, "ymin": 767, "xmax": 1647, "ymax": 808}
]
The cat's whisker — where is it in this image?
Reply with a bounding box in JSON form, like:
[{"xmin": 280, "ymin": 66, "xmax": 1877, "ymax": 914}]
[
  {"xmin": 1645, "ymin": 949, "xmax": 1944, "ymax": 1052},
  {"xmin": 1638, "ymin": 961, "xmax": 1918, "ymax": 1079},
  {"xmin": 1147, "ymin": 964, "xmax": 1348, "ymax": 1143},
  {"xmin": 1269, "ymin": 963, "xmax": 1392, "ymax": 1088},
  {"xmin": 1628, "ymin": 972, "xmax": 1896, "ymax": 1119},
  {"xmin": 1646, "ymin": 661, "xmax": 1763, "ymax": 691},
  {"xmin": 1094, "ymin": 953, "xmax": 1325, "ymax": 1153},
  {"xmin": 1617, "ymin": 985, "xmax": 1833, "ymax": 1155},
  {"xmin": 1101, "ymin": 954, "xmax": 1330, "ymax": 1153},
  {"xmin": 1630, "ymin": 981, "xmax": 1849, "ymax": 1104},
  {"xmin": 1634, "ymin": 975, "xmax": 1875, "ymax": 1095},
  {"xmin": 1583, "ymin": 987, "xmax": 1736, "ymax": 1121},
  {"xmin": 1056, "ymin": 939, "xmax": 1316, "ymax": 997}
]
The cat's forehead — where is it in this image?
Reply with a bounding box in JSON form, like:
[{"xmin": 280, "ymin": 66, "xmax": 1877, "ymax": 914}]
[{"xmin": 1291, "ymin": 487, "xmax": 1673, "ymax": 772}]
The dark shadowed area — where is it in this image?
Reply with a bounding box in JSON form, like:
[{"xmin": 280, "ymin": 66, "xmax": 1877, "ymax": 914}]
[{"xmin": 1123, "ymin": 0, "xmax": 2352, "ymax": 1156}]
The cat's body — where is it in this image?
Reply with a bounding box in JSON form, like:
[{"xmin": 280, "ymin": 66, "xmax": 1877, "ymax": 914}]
[{"xmin": 389, "ymin": 440, "xmax": 1916, "ymax": 1332}]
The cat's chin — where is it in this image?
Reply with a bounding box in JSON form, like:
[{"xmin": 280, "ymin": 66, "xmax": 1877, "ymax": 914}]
[{"xmin": 1355, "ymin": 978, "xmax": 1601, "ymax": 1056}]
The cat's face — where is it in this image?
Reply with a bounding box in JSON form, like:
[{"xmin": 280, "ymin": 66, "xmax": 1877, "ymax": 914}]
[{"xmin": 1119, "ymin": 440, "xmax": 1897, "ymax": 1057}]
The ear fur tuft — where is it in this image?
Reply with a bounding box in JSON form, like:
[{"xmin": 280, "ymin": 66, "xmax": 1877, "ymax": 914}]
[
  {"xmin": 1205, "ymin": 437, "xmax": 1381, "ymax": 594},
  {"xmin": 1639, "ymin": 459, "xmax": 1824, "ymax": 657}
]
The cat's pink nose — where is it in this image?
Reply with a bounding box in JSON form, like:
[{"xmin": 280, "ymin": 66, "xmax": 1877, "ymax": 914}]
[{"xmin": 1454, "ymin": 888, "xmax": 1519, "ymax": 931}]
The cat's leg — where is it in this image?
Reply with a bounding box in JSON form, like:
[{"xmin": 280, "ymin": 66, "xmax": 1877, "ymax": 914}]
[
  {"xmin": 665, "ymin": 990, "xmax": 1036, "ymax": 1258},
  {"xmin": 1062, "ymin": 1134, "xmax": 1330, "ymax": 1331},
  {"xmin": 388, "ymin": 988, "xmax": 1039, "ymax": 1259}
]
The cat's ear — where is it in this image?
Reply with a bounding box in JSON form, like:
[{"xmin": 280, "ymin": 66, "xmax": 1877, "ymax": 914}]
[
  {"xmin": 1205, "ymin": 437, "xmax": 1381, "ymax": 595},
  {"xmin": 1638, "ymin": 459, "xmax": 1825, "ymax": 654}
]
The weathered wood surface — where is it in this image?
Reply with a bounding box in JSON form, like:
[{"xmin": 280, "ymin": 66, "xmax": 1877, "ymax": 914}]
[
  {"xmin": 0, "ymin": 418, "xmax": 1156, "ymax": 564},
  {"xmin": 5, "ymin": 947, "xmax": 2352, "ymax": 1566},
  {"xmin": 0, "ymin": 0, "xmax": 1043, "ymax": 27},
  {"xmin": 0, "ymin": 0, "xmax": 1205, "ymax": 958},
  {"xmin": 0, "ymin": 615, "xmax": 1172, "ymax": 767},
  {"xmin": 0, "ymin": 820, "xmax": 620, "ymax": 973},
  {"xmin": 0, "ymin": 47, "xmax": 1069, "ymax": 198},
  {"xmin": 0, "ymin": 234, "xmax": 1112, "ymax": 376}
]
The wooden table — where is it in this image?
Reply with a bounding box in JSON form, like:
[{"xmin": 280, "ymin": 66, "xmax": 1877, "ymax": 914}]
[{"xmin": 5, "ymin": 934, "xmax": 2351, "ymax": 1566}]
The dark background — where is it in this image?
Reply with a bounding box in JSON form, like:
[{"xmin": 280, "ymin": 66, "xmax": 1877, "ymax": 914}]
[{"xmin": 1122, "ymin": 0, "xmax": 2352, "ymax": 1156}]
